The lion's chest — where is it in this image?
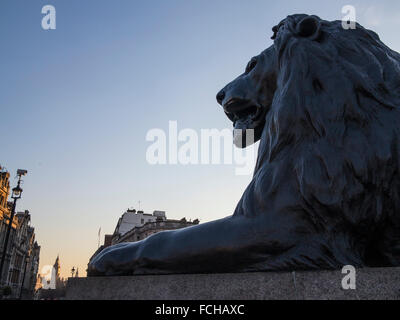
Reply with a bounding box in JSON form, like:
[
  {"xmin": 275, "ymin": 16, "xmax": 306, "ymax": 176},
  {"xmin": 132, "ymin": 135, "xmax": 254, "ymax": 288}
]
[{"xmin": 238, "ymin": 161, "xmax": 301, "ymax": 216}]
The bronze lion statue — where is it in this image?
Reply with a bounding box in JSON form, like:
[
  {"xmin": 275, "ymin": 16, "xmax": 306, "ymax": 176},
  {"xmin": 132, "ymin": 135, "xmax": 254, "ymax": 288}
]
[{"xmin": 88, "ymin": 14, "xmax": 400, "ymax": 276}]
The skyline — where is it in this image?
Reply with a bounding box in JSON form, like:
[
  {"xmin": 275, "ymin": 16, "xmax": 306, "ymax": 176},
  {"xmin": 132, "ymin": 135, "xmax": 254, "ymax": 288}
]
[{"xmin": 2, "ymin": 0, "xmax": 400, "ymax": 278}]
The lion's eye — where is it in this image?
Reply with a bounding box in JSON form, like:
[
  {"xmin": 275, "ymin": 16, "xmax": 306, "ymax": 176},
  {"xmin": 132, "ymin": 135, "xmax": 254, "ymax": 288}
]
[{"xmin": 246, "ymin": 58, "xmax": 257, "ymax": 73}]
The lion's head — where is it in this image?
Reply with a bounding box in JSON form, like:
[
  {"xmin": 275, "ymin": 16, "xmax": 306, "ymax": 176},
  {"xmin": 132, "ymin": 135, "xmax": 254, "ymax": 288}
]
[
  {"xmin": 218, "ymin": 14, "xmax": 400, "ymax": 266},
  {"xmin": 217, "ymin": 14, "xmax": 400, "ymax": 148}
]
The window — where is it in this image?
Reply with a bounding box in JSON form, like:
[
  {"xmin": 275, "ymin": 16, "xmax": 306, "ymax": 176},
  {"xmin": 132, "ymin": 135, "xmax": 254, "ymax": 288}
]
[
  {"xmin": 141, "ymin": 219, "xmax": 144, "ymax": 224},
  {"xmin": 15, "ymin": 254, "xmax": 23, "ymax": 268},
  {"xmin": 10, "ymin": 270, "xmax": 20, "ymax": 284}
]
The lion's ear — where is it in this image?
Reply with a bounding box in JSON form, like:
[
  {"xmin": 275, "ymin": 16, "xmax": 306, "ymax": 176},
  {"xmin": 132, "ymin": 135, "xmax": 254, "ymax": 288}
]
[{"xmin": 296, "ymin": 16, "xmax": 321, "ymax": 40}]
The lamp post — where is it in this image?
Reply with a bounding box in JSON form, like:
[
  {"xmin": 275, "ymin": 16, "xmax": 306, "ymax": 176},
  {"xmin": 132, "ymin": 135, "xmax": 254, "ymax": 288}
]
[
  {"xmin": 0, "ymin": 170, "xmax": 27, "ymax": 285},
  {"xmin": 71, "ymin": 267, "xmax": 75, "ymax": 278}
]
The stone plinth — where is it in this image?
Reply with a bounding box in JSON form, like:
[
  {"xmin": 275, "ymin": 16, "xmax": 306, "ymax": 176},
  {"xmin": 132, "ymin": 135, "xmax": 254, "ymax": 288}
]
[{"xmin": 65, "ymin": 267, "xmax": 400, "ymax": 300}]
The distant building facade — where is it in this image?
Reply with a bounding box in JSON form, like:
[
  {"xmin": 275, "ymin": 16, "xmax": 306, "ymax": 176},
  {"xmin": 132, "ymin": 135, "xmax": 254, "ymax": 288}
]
[
  {"xmin": 0, "ymin": 167, "xmax": 12, "ymax": 284},
  {"xmin": 0, "ymin": 169, "xmax": 10, "ymax": 223},
  {"xmin": 0, "ymin": 166, "xmax": 41, "ymax": 299},
  {"xmin": 89, "ymin": 208, "xmax": 199, "ymax": 266},
  {"xmin": 111, "ymin": 209, "xmax": 199, "ymax": 244}
]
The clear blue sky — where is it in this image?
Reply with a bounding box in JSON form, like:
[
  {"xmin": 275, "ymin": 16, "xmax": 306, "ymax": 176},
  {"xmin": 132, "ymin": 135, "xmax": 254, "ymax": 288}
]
[{"xmin": 1, "ymin": 0, "xmax": 399, "ymax": 277}]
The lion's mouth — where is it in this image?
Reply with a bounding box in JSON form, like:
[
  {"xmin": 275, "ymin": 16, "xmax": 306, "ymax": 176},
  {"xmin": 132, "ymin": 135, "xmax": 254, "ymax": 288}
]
[
  {"xmin": 223, "ymin": 99, "xmax": 266, "ymax": 130},
  {"xmin": 223, "ymin": 99, "xmax": 267, "ymax": 147}
]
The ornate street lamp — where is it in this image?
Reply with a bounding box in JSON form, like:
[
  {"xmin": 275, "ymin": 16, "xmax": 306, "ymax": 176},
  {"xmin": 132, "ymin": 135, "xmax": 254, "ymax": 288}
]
[
  {"xmin": 0, "ymin": 169, "xmax": 27, "ymax": 285},
  {"xmin": 11, "ymin": 185, "xmax": 22, "ymax": 200}
]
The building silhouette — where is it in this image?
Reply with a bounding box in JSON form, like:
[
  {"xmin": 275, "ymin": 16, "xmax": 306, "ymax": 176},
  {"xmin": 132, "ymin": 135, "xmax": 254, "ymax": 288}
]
[{"xmin": 0, "ymin": 166, "xmax": 41, "ymax": 299}]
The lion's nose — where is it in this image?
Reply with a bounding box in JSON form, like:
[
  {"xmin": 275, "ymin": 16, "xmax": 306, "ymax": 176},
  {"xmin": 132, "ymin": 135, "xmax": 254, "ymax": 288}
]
[{"xmin": 216, "ymin": 89, "xmax": 225, "ymax": 105}]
